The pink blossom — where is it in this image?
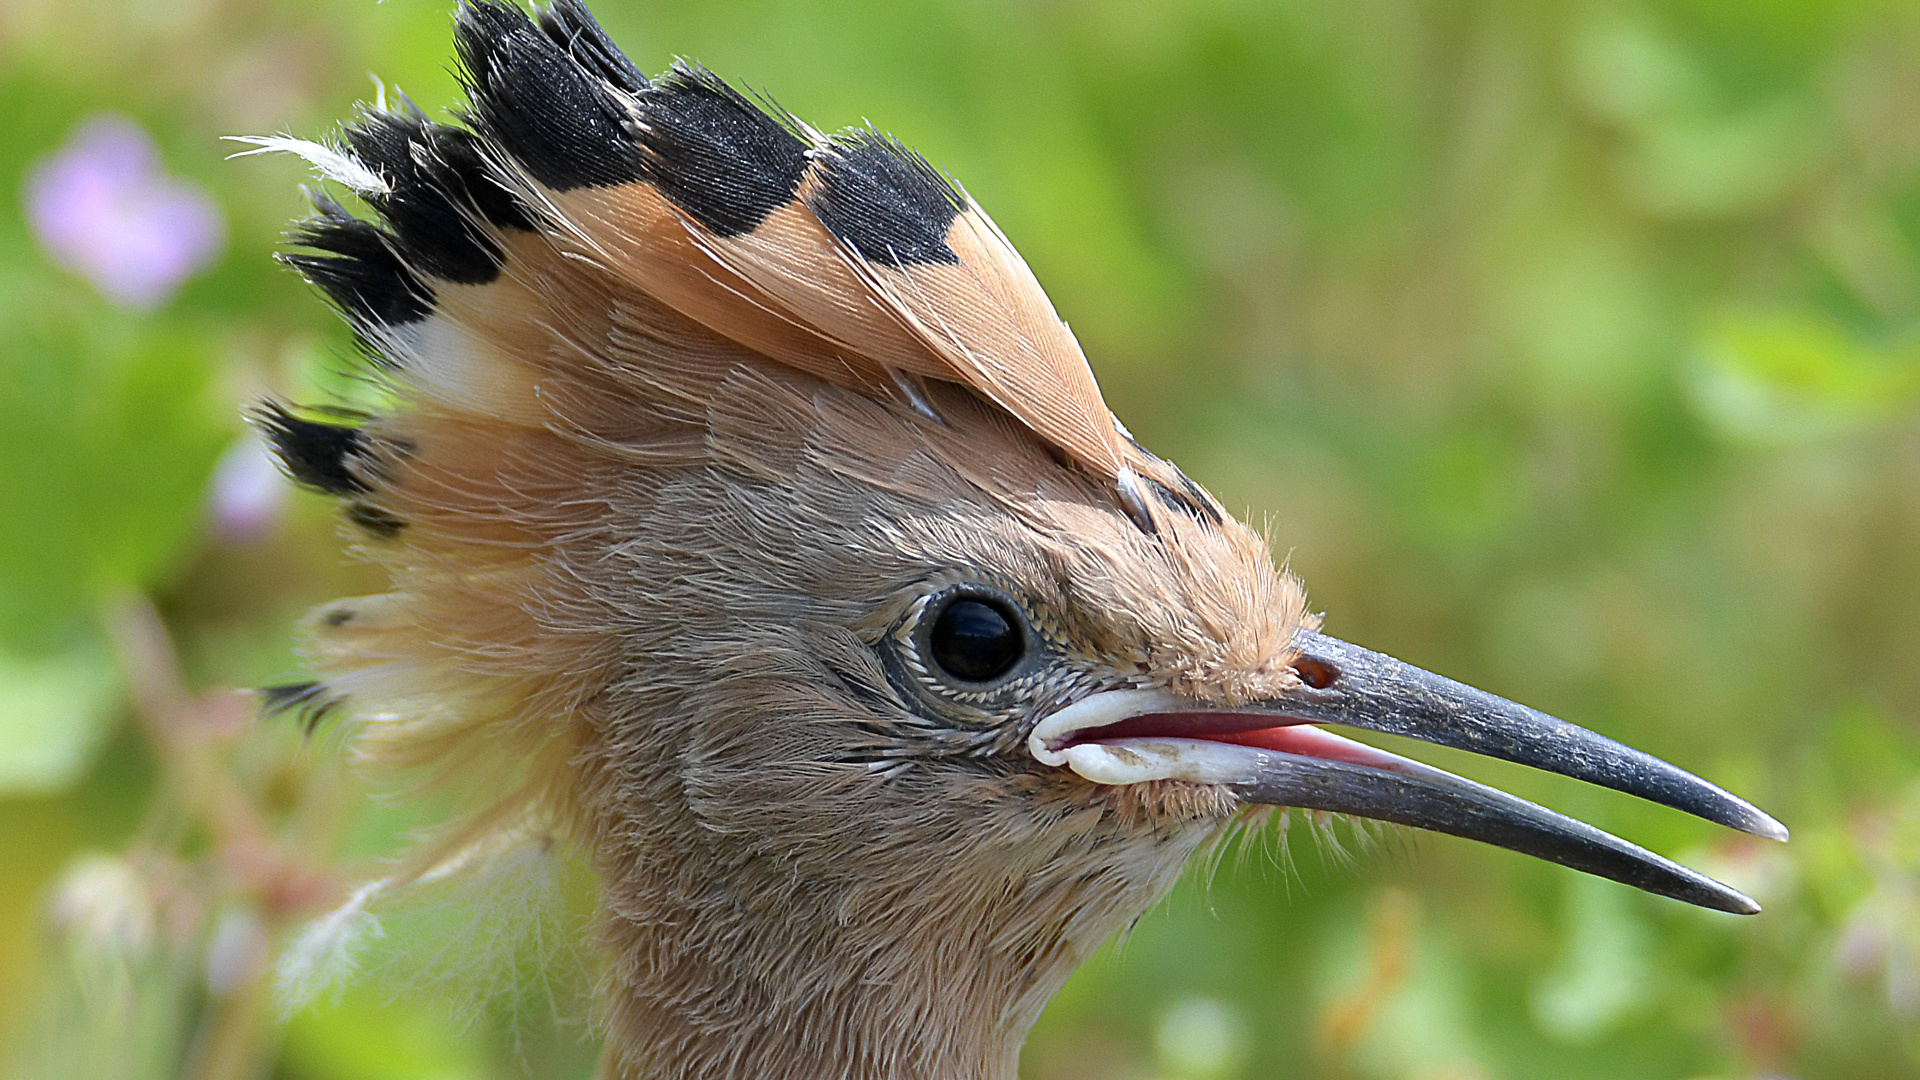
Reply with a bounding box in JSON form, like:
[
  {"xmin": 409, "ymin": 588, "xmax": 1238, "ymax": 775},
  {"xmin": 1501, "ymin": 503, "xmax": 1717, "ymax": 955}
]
[
  {"xmin": 24, "ymin": 115, "xmax": 225, "ymax": 310},
  {"xmin": 208, "ymin": 433, "xmax": 287, "ymax": 544}
]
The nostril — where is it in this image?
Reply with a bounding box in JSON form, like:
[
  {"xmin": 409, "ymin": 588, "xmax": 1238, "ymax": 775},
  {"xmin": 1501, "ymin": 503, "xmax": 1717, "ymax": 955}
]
[{"xmin": 1293, "ymin": 656, "xmax": 1338, "ymax": 690}]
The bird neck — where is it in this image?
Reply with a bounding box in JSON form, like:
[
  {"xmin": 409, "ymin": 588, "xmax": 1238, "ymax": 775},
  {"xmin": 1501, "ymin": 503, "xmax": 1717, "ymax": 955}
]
[
  {"xmin": 575, "ymin": 757, "xmax": 1212, "ymax": 1080},
  {"xmin": 593, "ymin": 896, "xmax": 1057, "ymax": 1080}
]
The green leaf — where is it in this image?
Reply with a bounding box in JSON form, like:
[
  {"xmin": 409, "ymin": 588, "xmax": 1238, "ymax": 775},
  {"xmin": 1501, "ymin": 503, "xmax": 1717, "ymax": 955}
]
[
  {"xmin": 1530, "ymin": 874, "xmax": 1656, "ymax": 1043},
  {"xmin": 280, "ymin": 983, "xmax": 491, "ymax": 1080},
  {"xmin": 0, "ymin": 276, "xmax": 229, "ymax": 650},
  {"xmin": 0, "ymin": 631, "xmax": 121, "ymax": 794},
  {"xmin": 1685, "ymin": 311, "xmax": 1920, "ymax": 442}
]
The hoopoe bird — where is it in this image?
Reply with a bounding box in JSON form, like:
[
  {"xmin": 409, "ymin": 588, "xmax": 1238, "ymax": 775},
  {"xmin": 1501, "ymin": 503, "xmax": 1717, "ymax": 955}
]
[{"xmin": 245, "ymin": 2, "xmax": 1786, "ymax": 1077}]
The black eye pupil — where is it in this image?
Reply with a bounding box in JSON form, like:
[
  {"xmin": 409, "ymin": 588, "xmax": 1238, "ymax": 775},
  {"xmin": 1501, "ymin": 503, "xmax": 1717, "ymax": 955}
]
[{"xmin": 929, "ymin": 598, "xmax": 1023, "ymax": 683}]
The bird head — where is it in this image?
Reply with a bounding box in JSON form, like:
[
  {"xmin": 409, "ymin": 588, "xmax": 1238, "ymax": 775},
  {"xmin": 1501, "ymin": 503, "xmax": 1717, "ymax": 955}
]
[{"xmin": 247, "ymin": 3, "xmax": 1783, "ymax": 1077}]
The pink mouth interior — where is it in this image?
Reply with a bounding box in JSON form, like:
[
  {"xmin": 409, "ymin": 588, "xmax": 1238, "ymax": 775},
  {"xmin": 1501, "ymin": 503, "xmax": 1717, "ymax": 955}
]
[{"xmin": 1066, "ymin": 711, "xmax": 1411, "ymax": 773}]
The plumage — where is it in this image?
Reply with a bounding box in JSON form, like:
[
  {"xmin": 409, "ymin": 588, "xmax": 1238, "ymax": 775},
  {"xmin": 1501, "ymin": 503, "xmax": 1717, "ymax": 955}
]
[{"xmin": 250, "ymin": 4, "xmax": 1783, "ymax": 1078}]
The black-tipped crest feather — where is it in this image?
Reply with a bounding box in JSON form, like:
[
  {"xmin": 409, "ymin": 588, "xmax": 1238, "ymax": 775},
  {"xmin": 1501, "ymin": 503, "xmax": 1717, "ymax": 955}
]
[
  {"xmin": 636, "ymin": 64, "xmax": 810, "ymax": 237},
  {"xmin": 538, "ymin": 0, "xmax": 648, "ymax": 94},
  {"xmin": 346, "ymin": 503, "xmax": 407, "ymax": 539},
  {"xmin": 342, "ymin": 112, "xmax": 530, "ymax": 284},
  {"xmin": 284, "ymin": 194, "xmax": 434, "ymax": 328},
  {"xmin": 253, "ymin": 402, "xmax": 374, "ymax": 497},
  {"xmin": 456, "ymin": 0, "xmax": 645, "ymax": 191},
  {"xmin": 809, "ymin": 129, "xmax": 965, "ymax": 266},
  {"xmin": 256, "ymin": 680, "xmax": 345, "ymax": 734}
]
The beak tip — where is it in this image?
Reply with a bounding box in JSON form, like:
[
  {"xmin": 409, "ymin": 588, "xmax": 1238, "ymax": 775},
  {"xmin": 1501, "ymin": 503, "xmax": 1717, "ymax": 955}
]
[
  {"xmin": 1691, "ymin": 877, "xmax": 1762, "ymax": 915},
  {"xmin": 1736, "ymin": 807, "xmax": 1790, "ymax": 844}
]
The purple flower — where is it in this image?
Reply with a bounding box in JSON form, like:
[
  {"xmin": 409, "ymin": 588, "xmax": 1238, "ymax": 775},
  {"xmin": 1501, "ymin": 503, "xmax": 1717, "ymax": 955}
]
[
  {"xmin": 208, "ymin": 433, "xmax": 287, "ymax": 544},
  {"xmin": 24, "ymin": 115, "xmax": 225, "ymax": 310}
]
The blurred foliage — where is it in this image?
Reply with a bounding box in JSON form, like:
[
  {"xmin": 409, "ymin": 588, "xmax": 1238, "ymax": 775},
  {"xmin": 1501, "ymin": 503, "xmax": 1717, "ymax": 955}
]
[{"xmin": 2, "ymin": 0, "xmax": 1919, "ymax": 1077}]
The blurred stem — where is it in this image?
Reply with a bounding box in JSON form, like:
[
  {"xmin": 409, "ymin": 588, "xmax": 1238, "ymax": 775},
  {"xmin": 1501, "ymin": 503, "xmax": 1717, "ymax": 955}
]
[
  {"xmin": 101, "ymin": 593, "xmax": 278, "ymax": 1080},
  {"xmin": 103, "ymin": 593, "xmax": 267, "ymax": 856},
  {"xmin": 1317, "ymin": 887, "xmax": 1418, "ymax": 1061},
  {"xmin": 182, "ymin": 969, "xmax": 276, "ymax": 1080}
]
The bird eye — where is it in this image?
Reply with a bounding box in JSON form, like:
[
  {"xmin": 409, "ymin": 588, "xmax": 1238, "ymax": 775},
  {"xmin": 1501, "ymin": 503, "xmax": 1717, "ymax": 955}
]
[{"xmin": 927, "ymin": 596, "xmax": 1026, "ymax": 684}]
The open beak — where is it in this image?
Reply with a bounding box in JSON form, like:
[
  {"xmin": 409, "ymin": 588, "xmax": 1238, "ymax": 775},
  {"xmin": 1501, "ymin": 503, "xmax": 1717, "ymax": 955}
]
[{"xmin": 1029, "ymin": 630, "xmax": 1786, "ymax": 915}]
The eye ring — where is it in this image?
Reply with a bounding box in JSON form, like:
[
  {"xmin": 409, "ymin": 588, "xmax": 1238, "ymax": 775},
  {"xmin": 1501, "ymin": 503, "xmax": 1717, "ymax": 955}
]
[{"xmin": 919, "ymin": 588, "xmax": 1030, "ymax": 687}]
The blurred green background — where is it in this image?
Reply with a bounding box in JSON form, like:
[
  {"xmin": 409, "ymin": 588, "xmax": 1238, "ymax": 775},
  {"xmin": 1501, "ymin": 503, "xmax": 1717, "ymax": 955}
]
[{"xmin": 3, "ymin": 0, "xmax": 1919, "ymax": 1077}]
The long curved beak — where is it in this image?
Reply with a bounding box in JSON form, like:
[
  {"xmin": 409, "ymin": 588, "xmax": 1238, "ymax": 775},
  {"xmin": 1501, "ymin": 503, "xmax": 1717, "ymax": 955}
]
[{"xmin": 1029, "ymin": 631, "xmax": 1786, "ymax": 915}]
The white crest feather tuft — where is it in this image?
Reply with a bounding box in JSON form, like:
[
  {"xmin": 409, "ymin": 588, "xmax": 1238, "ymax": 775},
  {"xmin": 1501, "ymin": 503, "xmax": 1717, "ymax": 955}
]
[{"xmin": 224, "ymin": 135, "xmax": 391, "ymax": 196}]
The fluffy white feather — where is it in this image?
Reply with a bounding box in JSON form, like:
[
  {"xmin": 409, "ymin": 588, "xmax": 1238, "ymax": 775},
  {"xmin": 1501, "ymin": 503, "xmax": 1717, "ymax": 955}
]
[{"xmin": 224, "ymin": 135, "xmax": 391, "ymax": 197}]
